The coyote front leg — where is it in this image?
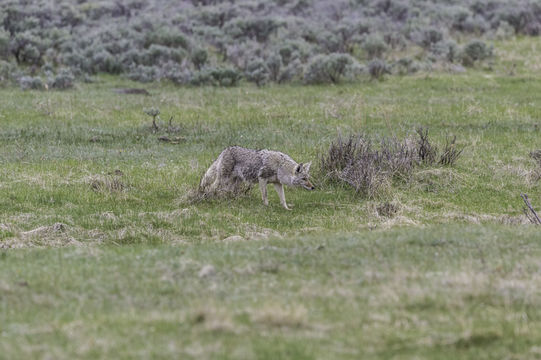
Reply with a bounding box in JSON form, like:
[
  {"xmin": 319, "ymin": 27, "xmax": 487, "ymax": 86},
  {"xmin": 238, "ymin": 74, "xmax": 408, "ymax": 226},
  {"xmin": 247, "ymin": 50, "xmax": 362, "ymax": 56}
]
[
  {"xmin": 259, "ymin": 178, "xmax": 268, "ymax": 206},
  {"xmin": 274, "ymin": 183, "xmax": 291, "ymax": 210}
]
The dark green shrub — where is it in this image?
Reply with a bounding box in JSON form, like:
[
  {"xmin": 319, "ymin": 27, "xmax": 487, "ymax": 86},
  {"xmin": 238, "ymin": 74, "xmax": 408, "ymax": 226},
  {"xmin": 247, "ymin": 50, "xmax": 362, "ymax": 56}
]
[
  {"xmin": 128, "ymin": 65, "xmax": 159, "ymax": 83},
  {"xmin": 224, "ymin": 17, "xmax": 282, "ymax": 42},
  {"xmin": 266, "ymin": 53, "xmax": 282, "ymax": 82},
  {"xmin": 48, "ymin": 68, "xmax": 74, "ymax": 89},
  {"xmin": 304, "ymin": 53, "xmax": 358, "ymax": 84},
  {"xmin": 144, "ymin": 27, "xmax": 189, "ymax": 49},
  {"xmin": 191, "ymin": 67, "xmax": 241, "ymax": 87},
  {"xmin": 191, "ymin": 49, "xmax": 208, "ymax": 70},
  {"xmin": 245, "ymin": 58, "xmax": 269, "ymax": 86},
  {"xmin": 414, "ymin": 27, "xmax": 444, "ymax": 49},
  {"xmin": 19, "ymin": 76, "xmax": 44, "ymax": 90},
  {"xmin": 0, "ymin": 30, "xmax": 10, "ymax": 59},
  {"xmin": 460, "ymin": 39, "xmax": 493, "ymax": 66},
  {"xmin": 362, "ymin": 34, "xmax": 387, "ymax": 59},
  {"xmin": 368, "ymin": 59, "xmax": 389, "ymax": 80}
]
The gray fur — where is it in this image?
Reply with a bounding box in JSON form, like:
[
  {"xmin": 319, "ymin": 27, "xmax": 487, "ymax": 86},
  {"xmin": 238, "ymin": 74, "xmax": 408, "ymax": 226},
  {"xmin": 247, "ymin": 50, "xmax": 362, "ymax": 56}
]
[{"xmin": 199, "ymin": 146, "xmax": 314, "ymax": 210}]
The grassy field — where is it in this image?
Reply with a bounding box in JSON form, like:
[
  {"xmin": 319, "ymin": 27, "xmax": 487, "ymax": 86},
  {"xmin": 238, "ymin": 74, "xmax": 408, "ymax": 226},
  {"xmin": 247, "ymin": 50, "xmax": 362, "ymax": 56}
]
[{"xmin": 2, "ymin": 38, "xmax": 541, "ymax": 358}]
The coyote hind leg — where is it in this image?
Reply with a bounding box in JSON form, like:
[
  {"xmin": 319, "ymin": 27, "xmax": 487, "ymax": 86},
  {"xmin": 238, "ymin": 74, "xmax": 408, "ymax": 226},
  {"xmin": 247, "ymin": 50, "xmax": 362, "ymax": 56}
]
[{"xmin": 259, "ymin": 178, "xmax": 268, "ymax": 206}]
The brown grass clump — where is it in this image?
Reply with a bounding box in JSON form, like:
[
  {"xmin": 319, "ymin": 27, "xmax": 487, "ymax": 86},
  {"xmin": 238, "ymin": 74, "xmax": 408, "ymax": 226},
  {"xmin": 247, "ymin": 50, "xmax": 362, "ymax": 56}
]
[
  {"xmin": 319, "ymin": 133, "xmax": 415, "ymax": 198},
  {"xmin": 184, "ymin": 182, "xmax": 253, "ymax": 204},
  {"xmin": 439, "ymin": 135, "xmax": 464, "ymax": 166},
  {"xmin": 319, "ymin": 129, "xmax": 464, "ymax": 198},
  {"xmin": 89, "ymin": 175, "xmax": 126, "ymax": 193},
  {"xmin": 416, "ymin": 127, "xmax": 437, "ymax": 164},
  {"xmin": 377, "ymin": 201, "xmax": 400, "ymax": 218},
  {"xmin": 250, "ymin": 304, "xmax": 308, "ymax": 328},
  {"xmin": 529, "ymin": 150, "xmax": 541, "ymax": 182}
]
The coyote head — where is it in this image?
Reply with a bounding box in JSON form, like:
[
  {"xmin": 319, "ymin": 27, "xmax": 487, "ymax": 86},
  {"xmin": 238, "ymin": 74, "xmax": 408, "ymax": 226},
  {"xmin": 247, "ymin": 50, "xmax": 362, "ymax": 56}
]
[{"xmin": 292, "ymin": 162, "xmax": 315, "ymax": 190}]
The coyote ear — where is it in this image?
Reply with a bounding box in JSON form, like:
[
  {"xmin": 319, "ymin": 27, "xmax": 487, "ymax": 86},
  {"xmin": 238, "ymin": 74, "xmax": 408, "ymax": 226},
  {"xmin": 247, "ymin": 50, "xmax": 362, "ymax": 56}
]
[
  {"xmin": 296, "ymin": 163, "xmax": 303, "ymax": 173},
  {"xmin": 303, "ymin": 162, "xmax": 312, "ymax": 173}
]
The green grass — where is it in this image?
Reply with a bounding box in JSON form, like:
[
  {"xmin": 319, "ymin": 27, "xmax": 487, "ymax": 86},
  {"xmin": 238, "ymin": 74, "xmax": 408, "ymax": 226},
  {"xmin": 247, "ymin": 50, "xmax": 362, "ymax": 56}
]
[
  {"xmin": 2, "ymin": 72, "xmax": 540, "ymax": 242},
  {"xmin": 2, "ymin": 226, "xmax": 541, "ymax": 359},
  {"xmin": 2, "ymin": 39, "xmax": 541, "ymax": 358}
]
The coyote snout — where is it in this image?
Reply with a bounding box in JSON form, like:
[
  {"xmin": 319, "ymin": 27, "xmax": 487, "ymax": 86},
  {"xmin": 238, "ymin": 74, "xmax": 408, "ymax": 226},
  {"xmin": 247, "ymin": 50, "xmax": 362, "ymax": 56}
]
[{"xmin": 199, "ymin": 146, "xmax": 314, "ymax": 210}]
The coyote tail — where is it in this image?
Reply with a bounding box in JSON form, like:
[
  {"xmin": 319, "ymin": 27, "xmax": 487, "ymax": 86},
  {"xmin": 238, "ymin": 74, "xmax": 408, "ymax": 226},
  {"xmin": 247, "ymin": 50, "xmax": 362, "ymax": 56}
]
[{"xmin": 199, "ymin": 158, "xmax": 219, "ymax": 193}]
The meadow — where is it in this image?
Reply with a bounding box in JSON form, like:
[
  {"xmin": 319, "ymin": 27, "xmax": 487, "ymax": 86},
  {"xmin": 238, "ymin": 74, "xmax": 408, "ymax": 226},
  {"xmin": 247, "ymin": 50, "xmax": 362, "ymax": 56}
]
[{"xmin": 2, "ymin": 37, "xmax": 541, "ymax": 358}]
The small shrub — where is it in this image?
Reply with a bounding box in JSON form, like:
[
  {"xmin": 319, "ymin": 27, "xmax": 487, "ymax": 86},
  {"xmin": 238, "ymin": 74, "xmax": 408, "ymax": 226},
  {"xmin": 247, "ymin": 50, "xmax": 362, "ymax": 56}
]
[
  {"xmin": 430, "ymin": 40, "xmax": 459, "ymax": 63},
  {"xmin": 266, "ymin": 53, "xmax": 282, "ymax": 82},
  {"xmin": 19, "ymin": 76, "xmax": 44, "ymax": 90},
  {"xmin": 141, "ymin": 44, "xmax": 185, "ymax": 65},
  {"xmin": 460, "ymin": 40, "xmax": 493, "ymax": 66},
  {"xmin": 362, "ymin": 34, "xmax": 387, "ymax": 59},
  {"xmin": 48, "ymin": 68, "xmax": 75, "ymax": 89},
  {"xmin": 0, "ymin": 30, "xmax": 10, "ymax": 59},
  {"xmin": 0, "ymin": 60, "xmax": 16, "ymax": 84},
  {"xmin": 92, "ymin": 50, "xmax": 122, "ymax": 74},
  {"xmin": 368, "ymin": 59, "xmax": 389, "ymax": 80},
  {"xmin": 394, "ymin": 57, "xmax": 425, "ymax": 75},
  {"xmin": 245, "ymin": 58, "xmax": 269, "ymax": 86},
  {"xmin": 191, "ymin": 48, "xmax": 208, "ymax": 70},
  {"xmin": 304, "ymin": 53, "xmax": 357, "ymax": 84},
  {"xmin": 128, "ymin": 65, "xmax": 159, "ymax": 82},
  {"xmin": 416, "ymin": 127, "xmax": 437, "ymax": 164},
  {"xmin": 413, "ymin": 27, "xmax": 444, "ymax": 49},
  {"xmin": 439, "ymin": 135, "xmax": 464, "ymax": 166},
  {"xmin": 191, "ymin": 67, "xmax": 241, "ymax": 87},
  {"xmin": 319, "ymin": 133, "xmax": 413, "ymax": 198},
  {"xmin": 143, "ymin": 107, "xmax": 160, "ymax": 131},
  {"xmin": 278, "ymin": 58, "xmax": 303, "ymax": 84}
]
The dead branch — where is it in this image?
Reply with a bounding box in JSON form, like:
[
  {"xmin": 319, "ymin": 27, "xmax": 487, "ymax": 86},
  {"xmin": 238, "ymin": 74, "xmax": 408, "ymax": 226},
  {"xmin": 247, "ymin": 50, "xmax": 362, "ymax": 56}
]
[{"xmin": 521, "ymin": 193, "xmax": 541, "ymax": 225}]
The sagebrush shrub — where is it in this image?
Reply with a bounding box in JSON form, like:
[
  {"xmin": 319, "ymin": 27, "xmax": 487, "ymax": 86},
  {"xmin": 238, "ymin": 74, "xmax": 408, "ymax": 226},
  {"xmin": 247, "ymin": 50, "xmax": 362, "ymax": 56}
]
[
  {"xmin": 19, "ymin": 76, "xmax": 44, "ymax": 90},
  {"xmin": 191, "ymin": 48, "xmax": 208, "ymax": 70},
  {"xmin": 191, "ymin": 67, "xmax": 241, "ymax": 87},
  {"xmin": 461, "ymin": 39, "xmax": 493, "ymax": 66},
  {"xmin": 0, "ymin": 0, "xmax": 540, "ymax": 86},
  {"xmin": 48, "ymin": 68, "xmax": 75, "ymax": 89},
  {"xmin": 304, "ymin": 53, "xmax": 358, "ymax": 84},
  {"xmin": 245, "ymin": 58, "xmax": 269, "ymax": 86},
  {"xmin": 362, "ymin": 34, "xmax": 387, "ymax": 59},
  {"xmin": 368, "ymin": 59, "xmax": 389, "ymax": 80}
]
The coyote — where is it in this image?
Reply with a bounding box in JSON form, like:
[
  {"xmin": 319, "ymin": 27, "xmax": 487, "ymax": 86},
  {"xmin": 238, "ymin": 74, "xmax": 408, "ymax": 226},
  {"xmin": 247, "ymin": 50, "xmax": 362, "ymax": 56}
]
[{"xmin": 199, "ymin": 146, "xmax": 314, "ymax": 210}]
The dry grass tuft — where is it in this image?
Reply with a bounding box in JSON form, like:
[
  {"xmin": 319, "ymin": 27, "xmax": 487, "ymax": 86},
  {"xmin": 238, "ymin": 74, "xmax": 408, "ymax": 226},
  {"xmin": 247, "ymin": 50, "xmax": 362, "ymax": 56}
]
[
  {"xmin": 21, "ymin": 222, "xmax": 67, "ymax": 237},
  {"xmin": 439, "ymin": 135, "xmax": 465, "ymax": 166},
  {"xmin": 89, "ymin": 175, "xmax": 126, "ymax": 193},
  {"xmin": 191, "ymin": 307, "xmax": 240, "ymax": 334},
  {"xmin": 320, "ymin": 129, "xmax": 464, "ymax": 198},
  {"xmin": 416, "ymin": 127, "xmax": 437, "ymax": 164},
  {"xmin": 377, "ymin": 201, "xmax": 400, "ymax": 218},
  {"xmin": 319, "ymin": 133, "xmax": 414, "ymax": 198},
  {"xmin": 250, "ymin": 304, "xmax": 308, "ymax": 328},
  {"xmin": 183, "ymin": 182, "xmax": 253, "ymax": 204},
  {"xmin": 529, "ymin": 150, "xmax": 541, "ymax": 182},
  {"xmin": 1, "ymin": 223, "xmax": 83, "ymax": 248}
]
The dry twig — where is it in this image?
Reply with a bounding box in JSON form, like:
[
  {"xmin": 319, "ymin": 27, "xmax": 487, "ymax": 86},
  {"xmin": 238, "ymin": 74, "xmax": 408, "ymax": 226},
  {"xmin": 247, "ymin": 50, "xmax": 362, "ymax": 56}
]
[{"xmin": 521, "ymin": 193, "xmax": 541, "ymax": 225}]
